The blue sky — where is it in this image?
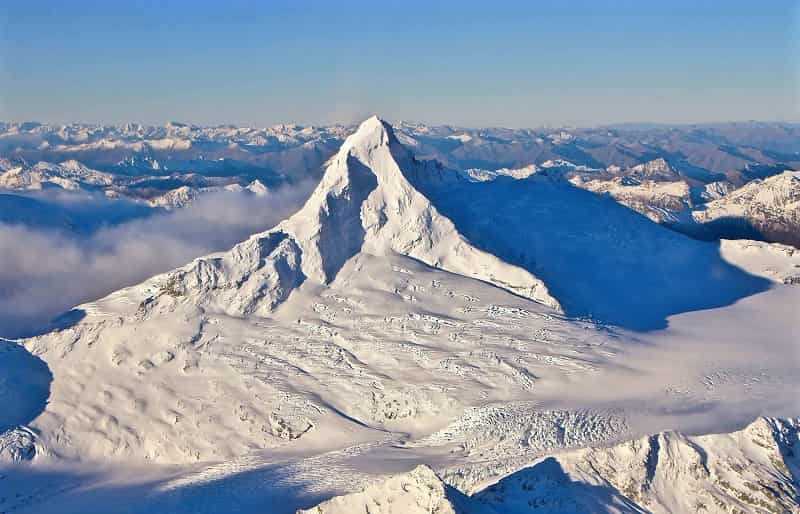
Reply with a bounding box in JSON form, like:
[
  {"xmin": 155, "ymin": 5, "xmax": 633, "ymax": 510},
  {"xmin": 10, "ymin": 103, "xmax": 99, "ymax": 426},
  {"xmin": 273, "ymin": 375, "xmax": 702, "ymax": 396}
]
[{"xmin": 1, "ymin": 0, "xmax": 798, "ymax": 127}]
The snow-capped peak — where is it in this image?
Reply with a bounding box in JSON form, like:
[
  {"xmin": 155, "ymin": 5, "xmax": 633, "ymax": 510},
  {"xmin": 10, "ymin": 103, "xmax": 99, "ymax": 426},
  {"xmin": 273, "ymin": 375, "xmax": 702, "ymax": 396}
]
[
  {"xmin": 628, "ymin": 157, "xmax": 680, "ymax": 181},
  {"xmin": 340, "ymin": 115, "xmax": 404, "ymax": 153},
  {"xmin": 283, "ymin": 115, "xmax": 558, "ymax": 304},
  {"xmin": 691, "ymin": 169, "xmax": 800, "ymax": 247},
  {"xmin": 146, "ymin": 117, "xmax": 559, "ymax": 319}
]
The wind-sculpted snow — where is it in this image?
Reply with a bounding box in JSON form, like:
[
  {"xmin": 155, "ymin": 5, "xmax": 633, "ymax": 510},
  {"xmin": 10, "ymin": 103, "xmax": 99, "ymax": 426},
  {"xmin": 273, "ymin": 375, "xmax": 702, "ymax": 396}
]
[{"xmin": 417, "ymin": 405, "xmax": 629, "ymax": 492}]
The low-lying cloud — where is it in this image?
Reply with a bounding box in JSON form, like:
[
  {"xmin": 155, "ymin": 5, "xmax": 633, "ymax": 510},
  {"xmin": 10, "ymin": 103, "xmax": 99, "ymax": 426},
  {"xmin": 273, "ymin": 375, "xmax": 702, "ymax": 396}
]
[{"xmin": 0, "ymin": 184, "xmax": 314, "ymax": 338}]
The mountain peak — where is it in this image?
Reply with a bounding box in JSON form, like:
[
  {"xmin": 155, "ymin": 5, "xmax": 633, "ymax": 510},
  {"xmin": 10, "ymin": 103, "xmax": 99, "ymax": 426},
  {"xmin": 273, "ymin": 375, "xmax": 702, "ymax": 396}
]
[
  {"xmin": 145, "ymin": 117, "xmax": 559, "ymax": 318},
  {"xmin": 339, "ymin": 115, "xmax": 402, "ymax": 156}
]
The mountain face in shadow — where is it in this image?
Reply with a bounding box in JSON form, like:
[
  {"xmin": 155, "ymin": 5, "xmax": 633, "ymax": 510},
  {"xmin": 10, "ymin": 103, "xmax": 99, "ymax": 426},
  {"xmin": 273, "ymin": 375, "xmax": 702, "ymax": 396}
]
[
  {"xmin": 0, "ymin": 341, "xmax": 52, "ymax": 433},
  {"xmin": 414, "ymin": 173, "xmax": 771, "ymax": 331},
  {"xmin": 474, "ymin": 457, "xmax": 646, "ymax": 513}
]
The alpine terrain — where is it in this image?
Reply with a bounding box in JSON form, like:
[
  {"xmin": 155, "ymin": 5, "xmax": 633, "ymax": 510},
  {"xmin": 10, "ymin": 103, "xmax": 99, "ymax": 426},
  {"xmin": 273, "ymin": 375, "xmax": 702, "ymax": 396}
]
[{"xmin": 2, "ymin": 117, "xmax": 800, "ymax": 513}]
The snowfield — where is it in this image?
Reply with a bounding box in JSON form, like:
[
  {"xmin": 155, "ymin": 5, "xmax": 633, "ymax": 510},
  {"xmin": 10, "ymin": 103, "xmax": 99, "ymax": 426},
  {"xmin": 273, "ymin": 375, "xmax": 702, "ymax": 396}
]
[
  {"xmin": 1, "ymin": 117, "xmax": 799, "ymax": 513},
  {"xmin": 302, "ymin": 417, "xmax": 800, "ymax": 514}
]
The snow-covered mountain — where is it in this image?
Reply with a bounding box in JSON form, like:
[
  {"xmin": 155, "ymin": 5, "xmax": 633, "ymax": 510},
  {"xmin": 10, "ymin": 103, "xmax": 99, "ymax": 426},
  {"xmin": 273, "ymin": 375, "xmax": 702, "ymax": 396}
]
[
  {"xmin": 3, "ymin": 120, "xmax": 799, "ymax": 251},
  {"xmin": 556, "ymin": 158, "xmax": 800, "ymax": 248},
  {"xmin": 569, "ymin": 175, "xmax": 693, "ymax": 223},
  {"xmin": 540, "ymin": 158, "xmax": 704, "ymax": 224},
  {"xmin": 0, "ymin": 158, "xmax": 276, "ymax": 211},
  {"xmin": 0, "ymin": 160, "xmax": 115, "ymax": 190},
  {"xmin": 146, "ymin": 179, "xmax": 270, "ymax": 209},
  {"xmin": 151, "ymin": 116, "xmax": 557, "ymax": 315},
  {"xmin": 689, "ymin": 170, "xmax": 800, "ymax": 247},
  {"xmin": 298, "ymin": 464, "xmax": 475, "ymax": 514},
  {"xmin": 626, "ymin": 157, "xmax": 681, "ymax": 181},
  {"xmin": 3, "ymin": 120, "xmax": 799, "ymax": 185},
  {"xmin": 0, "ymin": 120, "xmax": 348, "ymax": 182},
  {"xmin": 476, "ymin": 416, "xmax": 800, "ymax": 514},
  {"xmin": 4, "ymin": 117, "xmax": 800, "ymax": 513},
  {"xmin": 303, "ymin": 416, "xmax": 799, "ymax": 514}
]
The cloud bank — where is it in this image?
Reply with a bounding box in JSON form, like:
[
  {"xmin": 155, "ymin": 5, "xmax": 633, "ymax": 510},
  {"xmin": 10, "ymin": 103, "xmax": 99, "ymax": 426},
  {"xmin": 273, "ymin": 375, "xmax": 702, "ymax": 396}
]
[{"xmin": 0, "ymin": 184, "xmax": 313, "ymax": 338}]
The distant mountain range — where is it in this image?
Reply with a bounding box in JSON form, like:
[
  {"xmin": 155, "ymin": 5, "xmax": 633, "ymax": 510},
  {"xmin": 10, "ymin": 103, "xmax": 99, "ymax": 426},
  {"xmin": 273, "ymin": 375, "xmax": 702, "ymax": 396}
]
[
  {"xmin": 3, "ymin": 120, "xmax": 798, "ymax": 180},
  {"xmin": 2, "ymin": 119, "xmax": 797, "ymax": 247}
]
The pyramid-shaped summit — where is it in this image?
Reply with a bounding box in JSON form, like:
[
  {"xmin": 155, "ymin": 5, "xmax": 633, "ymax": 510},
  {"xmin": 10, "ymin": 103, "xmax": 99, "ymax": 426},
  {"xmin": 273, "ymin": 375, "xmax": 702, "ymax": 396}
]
[{"xmin": 150, "ymin": 116, "xmax": 560, "ymax": 317}]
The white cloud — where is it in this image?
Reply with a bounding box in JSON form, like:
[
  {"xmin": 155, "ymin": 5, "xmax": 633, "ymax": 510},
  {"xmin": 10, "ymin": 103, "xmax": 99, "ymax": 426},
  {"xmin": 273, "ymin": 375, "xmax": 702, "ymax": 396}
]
[{"xmin": 0, "ymin": 184, "xmax": 313, "ymax": 338}]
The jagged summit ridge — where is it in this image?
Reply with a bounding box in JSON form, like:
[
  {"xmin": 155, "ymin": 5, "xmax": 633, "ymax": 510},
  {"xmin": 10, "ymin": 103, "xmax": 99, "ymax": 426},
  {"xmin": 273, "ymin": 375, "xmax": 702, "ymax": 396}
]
[{"xmin": 147, "ymin": 116, "xmax": 559, "ymax": 317}]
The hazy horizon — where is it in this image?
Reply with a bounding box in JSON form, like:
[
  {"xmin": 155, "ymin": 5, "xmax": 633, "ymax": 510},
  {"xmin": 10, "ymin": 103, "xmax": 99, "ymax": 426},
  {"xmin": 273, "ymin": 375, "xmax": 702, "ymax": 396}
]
[{"xmin": 3, "ymin": 116, "xmax": 800, "ymax": 132}]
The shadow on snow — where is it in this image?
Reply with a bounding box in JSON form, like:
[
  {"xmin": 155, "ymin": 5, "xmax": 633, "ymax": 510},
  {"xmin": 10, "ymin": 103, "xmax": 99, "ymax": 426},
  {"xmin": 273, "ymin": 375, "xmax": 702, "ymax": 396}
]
[
  {"xmin": 419, "ymin": 176, "xmax": 771, "ymax": 331},
  {"xmin": 0, "ymin": 340, "xmax": 52, "ymax": 433}
]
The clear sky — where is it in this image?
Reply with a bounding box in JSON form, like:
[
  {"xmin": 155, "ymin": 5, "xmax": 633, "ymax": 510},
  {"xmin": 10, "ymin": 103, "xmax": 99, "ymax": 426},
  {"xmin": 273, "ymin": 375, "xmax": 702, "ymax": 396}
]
[{"xmin": 1, "ymin": 0, "xmax": 798, "ymax": 128}]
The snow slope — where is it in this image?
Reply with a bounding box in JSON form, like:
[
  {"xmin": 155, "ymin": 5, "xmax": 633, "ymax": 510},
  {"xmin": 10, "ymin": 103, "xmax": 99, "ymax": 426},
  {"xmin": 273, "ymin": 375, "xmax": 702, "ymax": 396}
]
[
  {"xmin": 10, "ymin": 117, "xmax": 791, "ymax": 464},
  {"xmin": 3, "ymin": 117, "xmax": 799, "ymax": 513},
  {"xmin": 473, "ymin": 417, "xmax": 800, "ymax": 514},
  {"xmin": 414, "ymin": 163, "xmax": 769, "ymax": 330},
  {"xmin": 297, "ymin": 416, "xmax": 800, "ymax": 514},
  {"xmin": 297, "ymin": 465, "xmax": 477, "ymax": 514},
  {"xmin": 720, "ymin": 239, "xmax": 800, "ymax": 284}
]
